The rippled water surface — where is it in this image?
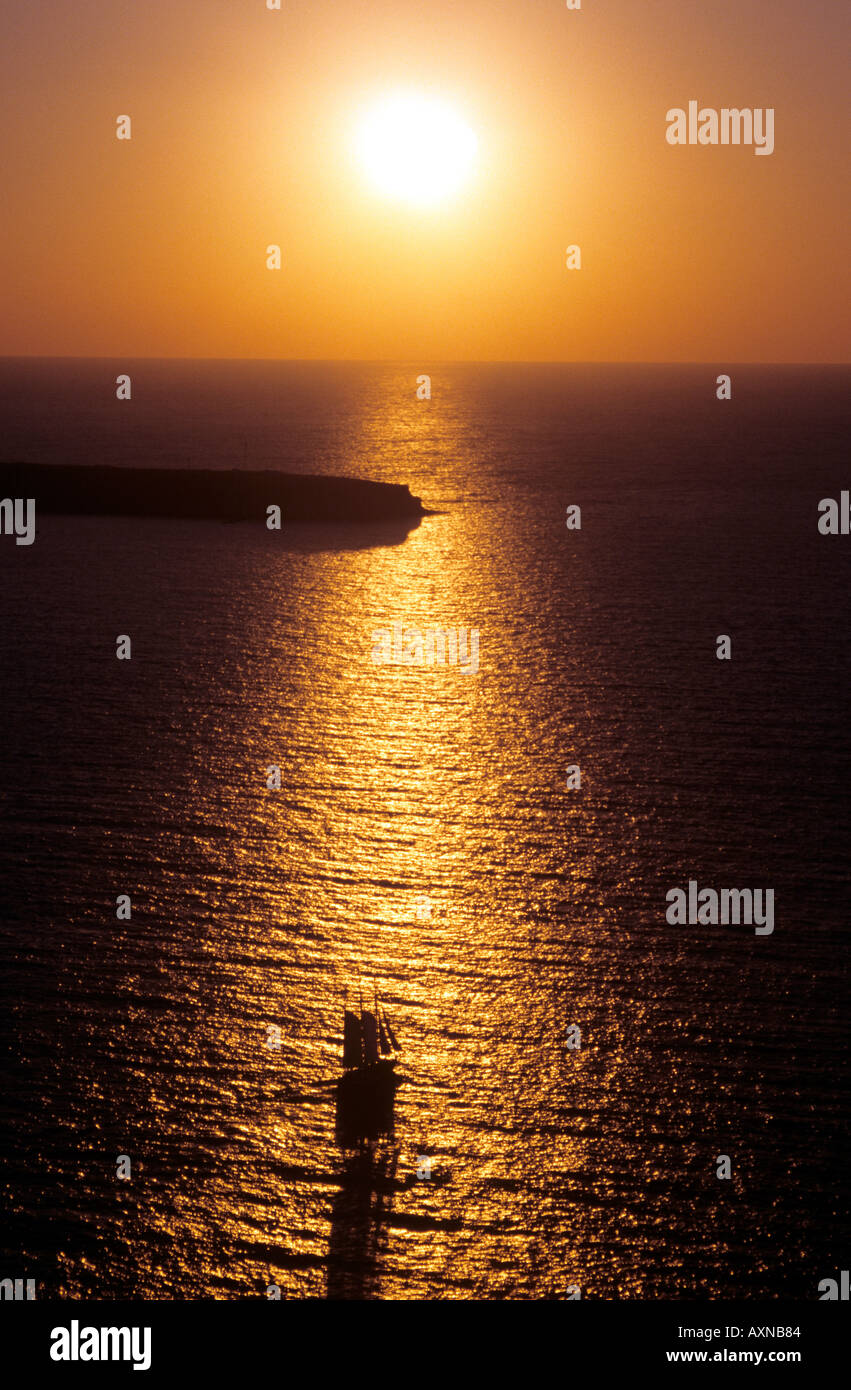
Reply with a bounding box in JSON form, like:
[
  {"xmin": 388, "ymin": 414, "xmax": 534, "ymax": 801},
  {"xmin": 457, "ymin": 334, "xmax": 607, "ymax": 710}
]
[{"xmin": 0, "ymin": 361, "xmax": 848, "ymax": 1298}]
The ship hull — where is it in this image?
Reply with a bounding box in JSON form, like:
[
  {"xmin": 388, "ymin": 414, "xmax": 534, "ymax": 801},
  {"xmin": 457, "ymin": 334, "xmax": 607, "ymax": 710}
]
[{"xmin": 335, "ymin": 1060, "xmax": 403, "ymax": 1141}]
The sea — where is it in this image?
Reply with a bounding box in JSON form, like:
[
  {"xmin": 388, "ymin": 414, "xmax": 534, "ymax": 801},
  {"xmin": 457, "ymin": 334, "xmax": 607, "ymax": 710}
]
[{"xmin": 0, "ymin": 358, "xmax": 848, "ymax": 1299}]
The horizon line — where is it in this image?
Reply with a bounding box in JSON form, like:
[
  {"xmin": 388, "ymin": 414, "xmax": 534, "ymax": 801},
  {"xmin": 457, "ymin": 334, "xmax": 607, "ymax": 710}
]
[{"xmin": 0, "ymin": 355, "xmax": 848, "ymax": 367}]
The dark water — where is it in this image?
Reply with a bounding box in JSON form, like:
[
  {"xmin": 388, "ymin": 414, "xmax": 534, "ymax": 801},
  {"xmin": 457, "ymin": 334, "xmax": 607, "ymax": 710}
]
[{"xmin": 0, "ymin": 359, "xmax": 848, "ymax": 1299}]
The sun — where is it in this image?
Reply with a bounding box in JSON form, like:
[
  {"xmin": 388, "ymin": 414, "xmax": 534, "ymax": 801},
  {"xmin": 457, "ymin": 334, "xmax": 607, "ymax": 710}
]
[{"xmin": 354, "ymin": 92, "xmax": 478, "ymax": 208}]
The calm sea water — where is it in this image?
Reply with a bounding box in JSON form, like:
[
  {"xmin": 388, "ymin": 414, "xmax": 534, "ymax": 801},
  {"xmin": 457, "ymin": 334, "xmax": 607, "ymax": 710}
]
[{"xmin": 0, "ymin": 359, "xmax": 848, "ymax": 1299}]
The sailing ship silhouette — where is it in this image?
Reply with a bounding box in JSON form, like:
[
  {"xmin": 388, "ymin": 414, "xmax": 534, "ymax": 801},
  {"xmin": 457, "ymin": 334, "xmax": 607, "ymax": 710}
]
[{"xmin": 336, "ymin": 992, "xmax": 405, "ymax": 1139}]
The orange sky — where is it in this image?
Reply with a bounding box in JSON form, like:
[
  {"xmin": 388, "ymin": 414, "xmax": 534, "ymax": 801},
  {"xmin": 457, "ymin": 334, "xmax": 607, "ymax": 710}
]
[{"xmin": 1, "ymin": 0, "xmax": 848, "ymax": 361}]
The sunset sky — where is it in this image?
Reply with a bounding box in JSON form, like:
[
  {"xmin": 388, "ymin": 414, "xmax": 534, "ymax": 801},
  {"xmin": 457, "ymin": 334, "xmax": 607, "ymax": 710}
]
[{"xmin": 2, "ymin": 0, "xmax": 848, "ymax": 361}]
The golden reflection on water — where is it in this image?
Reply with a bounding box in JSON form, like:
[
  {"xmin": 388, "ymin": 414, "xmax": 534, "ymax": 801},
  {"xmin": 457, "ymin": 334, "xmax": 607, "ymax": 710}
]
[
  {"xmin": 184, "ymin": 410, "xmax": 611, "ymax": 1300},
  {"xmin": 119, "ymin": 386, "xmax": 696, "ymax": 1304}
]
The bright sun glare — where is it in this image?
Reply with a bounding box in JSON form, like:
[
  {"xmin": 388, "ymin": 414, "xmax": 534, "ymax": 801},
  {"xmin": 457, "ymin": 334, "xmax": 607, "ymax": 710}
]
[{"xmin": 355, "ymin": 92, "xmax": 478, "ymax": 208}]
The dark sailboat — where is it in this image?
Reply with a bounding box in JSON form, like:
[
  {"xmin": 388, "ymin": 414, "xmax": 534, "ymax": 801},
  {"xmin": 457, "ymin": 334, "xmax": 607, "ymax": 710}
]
[{"xmin": 336, "ymin": 994, "xmax": 404, "ymax": 1139}]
